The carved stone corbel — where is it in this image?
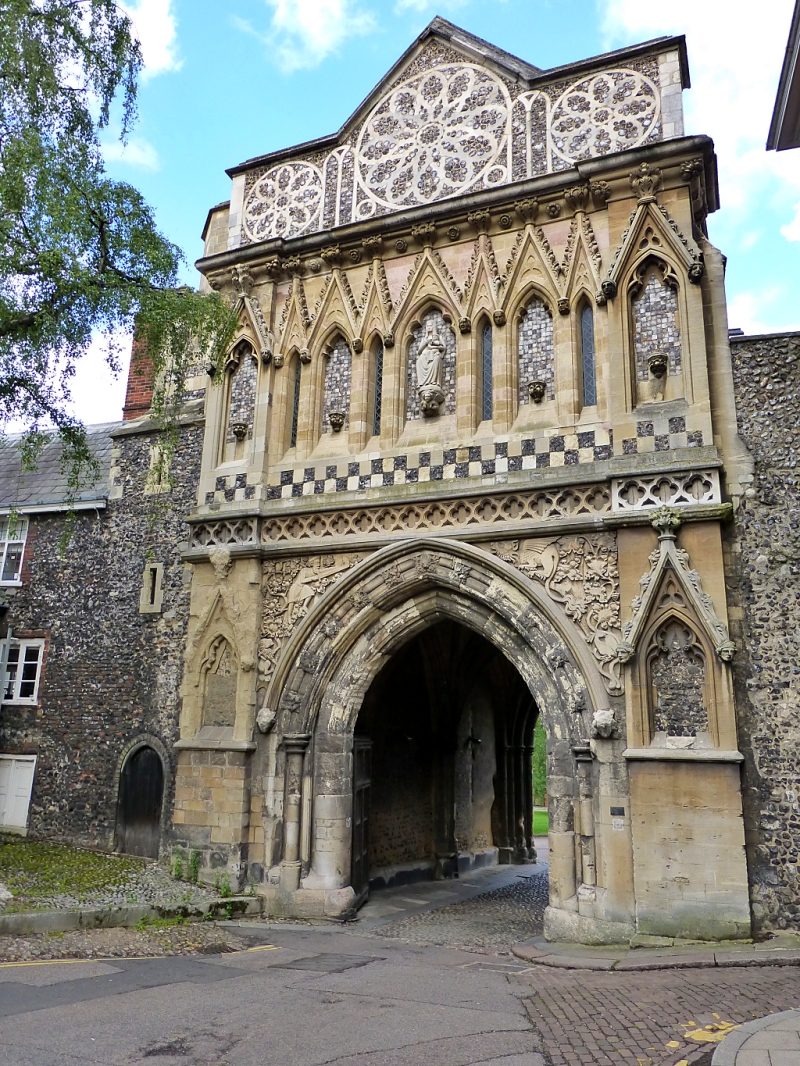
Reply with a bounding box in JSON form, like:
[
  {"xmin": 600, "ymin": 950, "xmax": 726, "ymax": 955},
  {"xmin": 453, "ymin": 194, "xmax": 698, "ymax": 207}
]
[{"xmin": 629, "ymin": 162, "xmax": 661, "ymax": 203}]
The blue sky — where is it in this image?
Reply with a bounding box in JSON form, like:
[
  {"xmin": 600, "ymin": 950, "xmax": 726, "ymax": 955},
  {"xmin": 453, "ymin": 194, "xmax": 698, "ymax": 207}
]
[{"xmin": 76, "ymin": 0, "xmax": 799, "ymax": 423}]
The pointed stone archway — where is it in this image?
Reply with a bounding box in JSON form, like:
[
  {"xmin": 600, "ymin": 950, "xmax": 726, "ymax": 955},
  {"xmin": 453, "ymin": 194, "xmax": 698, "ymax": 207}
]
[{"xmin": 261, "ymin": 538, "xmax": 636, "ymax": 943}]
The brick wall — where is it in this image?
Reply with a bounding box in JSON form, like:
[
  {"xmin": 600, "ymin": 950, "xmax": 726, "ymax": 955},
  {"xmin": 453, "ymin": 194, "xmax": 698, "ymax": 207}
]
[{"xmin": 122, "ymin": 337, "xmax": 156, "ymax": 421}]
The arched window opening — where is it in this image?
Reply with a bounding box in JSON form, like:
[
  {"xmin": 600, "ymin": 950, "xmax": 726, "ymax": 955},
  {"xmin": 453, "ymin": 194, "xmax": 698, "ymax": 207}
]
[
  {"xmin": 481, "ymin": 321, "xmax": 493, "ymax": 422},
  {"xmin": 289, "ymin": 358, "xmax": 301, "ymax": 449},
  {"xmin": 579, "ymin": 303, "xmax": 597, "ymax": 408},
  {"xmin": 372, "ymin": 340, "xmax": 383, "ymax": 438}
]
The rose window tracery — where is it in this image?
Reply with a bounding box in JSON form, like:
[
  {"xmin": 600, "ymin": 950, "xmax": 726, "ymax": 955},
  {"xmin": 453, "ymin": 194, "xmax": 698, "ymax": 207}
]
[
  {"xmin": 243, "ymin": 162, "xmax": 323, "ymax": 242},
  {"xmin": 355, "ymin": 63, "xmax": 510, "ymax": 212},
  {"xmin": 551, "ymin": 70, "xmax": 659, "ymax": 165}
]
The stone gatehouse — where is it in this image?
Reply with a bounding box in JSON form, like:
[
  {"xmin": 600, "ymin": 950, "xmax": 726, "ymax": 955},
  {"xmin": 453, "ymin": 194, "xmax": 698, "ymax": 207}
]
[{"xmin": 1, "ymin": 18, "xmax": 796, "ymax": 944}]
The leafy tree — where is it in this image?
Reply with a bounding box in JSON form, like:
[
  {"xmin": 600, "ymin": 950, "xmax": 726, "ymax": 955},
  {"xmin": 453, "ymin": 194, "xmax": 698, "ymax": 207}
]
[
  {"xmin": 0, "ymin": 0, "xmax": 237, "ymax": 488},
  {"xmin": 532, "ymin": 715, "xmax": 547, "ymax": 808}
]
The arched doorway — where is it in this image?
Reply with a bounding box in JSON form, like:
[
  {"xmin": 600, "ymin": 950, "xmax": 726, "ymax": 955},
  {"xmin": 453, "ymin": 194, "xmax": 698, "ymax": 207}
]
[
  {"xmin": 115, "ymin": 745, "xmax": 164, "ymax": 858},
  {"xmin": 353, "ymin": 619, "xmax": 537, "ymax": 898},
  {"xmin": 263, "ymin": 539, "xmax": 636, "ymax": 944}
]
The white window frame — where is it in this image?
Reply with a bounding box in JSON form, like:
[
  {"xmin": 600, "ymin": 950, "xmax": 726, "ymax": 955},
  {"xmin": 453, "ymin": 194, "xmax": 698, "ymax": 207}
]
[
  {"xmin": 2, "ymin": 639, "xmax": 45, "ymax": 705},
  {"xmin": 0, "ymin": 515, "xmax": 28, "ymax": 586}
]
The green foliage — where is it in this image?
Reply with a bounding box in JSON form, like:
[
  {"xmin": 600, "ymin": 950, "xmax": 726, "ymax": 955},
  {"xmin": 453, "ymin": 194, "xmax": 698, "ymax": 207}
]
[
  {"xmin": 188, "ymin": 851, "xmax": 200, "ymax": 884},
  {"xmin": 532, "ymin": 715, "xmax": 547, "ymax": 808},
  {"xmin": 0, "ymin": 0, "xmax": 237, "ymax": 489},
  {"xmin": 533, "ymin": 809, "xmax": 549, "ymax": 835},
  {"xmin": 0, "ymin": 838, "xmax": 143, "ymax": 910},
  {"xmin": 172, "ymin": 855, "xmax": 184, "ymax": 881},
  {"xmin": 136, "ymin": 914, "xmax": 185, "ymax": 931}
]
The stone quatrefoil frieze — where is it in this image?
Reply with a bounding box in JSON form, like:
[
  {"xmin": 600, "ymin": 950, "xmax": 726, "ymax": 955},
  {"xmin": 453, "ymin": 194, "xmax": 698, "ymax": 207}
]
[{"xmin": 241, "ymin": 58, "xmax": 662, "ymax": 244}]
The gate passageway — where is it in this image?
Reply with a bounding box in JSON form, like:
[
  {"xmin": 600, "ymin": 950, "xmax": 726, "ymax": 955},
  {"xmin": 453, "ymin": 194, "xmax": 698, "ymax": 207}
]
[{"xmin": 353, "ymin": 620, "xmax": 539, "ymax": 895}]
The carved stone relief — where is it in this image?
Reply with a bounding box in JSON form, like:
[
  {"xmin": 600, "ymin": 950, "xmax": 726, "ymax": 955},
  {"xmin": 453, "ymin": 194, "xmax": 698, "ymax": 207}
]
[
  {"xmin": 489, "ymin": 533, "xmax": 623, "ymax": 694},
  {"xmin": 649, "ymin": 619, "xmax": 708, "ymax": 737},
  {"xmin": 240, "ymin": 40, "xmax": 666, "ymax": 244},
  {"xmin": 202, "ymin": 636, "xmax": 237, "ymax": 727},
  {"xmin": 259, "ymin": 553, "xmax": 366, "ymax": 689}
]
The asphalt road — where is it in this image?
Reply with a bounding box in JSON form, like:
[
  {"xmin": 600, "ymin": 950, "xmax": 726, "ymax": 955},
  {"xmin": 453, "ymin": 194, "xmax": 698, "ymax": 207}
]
[{"xmin": 0, "ymin": 923, "xmax": 545, "ymax": 1066}]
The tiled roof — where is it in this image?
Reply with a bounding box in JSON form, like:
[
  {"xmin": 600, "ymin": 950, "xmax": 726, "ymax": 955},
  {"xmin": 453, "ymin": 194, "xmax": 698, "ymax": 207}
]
[{"xmin": 0, "ymin": 423, "xmax": 120, "ymax": 509}]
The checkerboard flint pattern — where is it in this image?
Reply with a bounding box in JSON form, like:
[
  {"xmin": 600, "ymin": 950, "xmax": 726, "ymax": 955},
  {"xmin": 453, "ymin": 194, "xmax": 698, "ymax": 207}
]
[
  {"xmin": 203, "ymin": 421, "xmax": 706, "ymax": 506},
  {"xmin": 264, "ymin": 429, "xmax": 614, "ymax": 501},
  {"xmin": 622, "ymin": 415, "xmax": 702, "ymax": 456}
]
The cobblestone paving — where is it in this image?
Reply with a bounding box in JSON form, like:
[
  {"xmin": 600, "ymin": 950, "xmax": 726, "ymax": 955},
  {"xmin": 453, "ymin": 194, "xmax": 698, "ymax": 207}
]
[
  {"xmin": 514, "ymin": 964, "xmax": 800, "ymax": 1066},
  {"xmin": 369, "ymin": 870, "xmax": 548, "ymax": 952},
  {"xmin": 0, "ymin": 923, "xmax": 256, "ymax": 963}
]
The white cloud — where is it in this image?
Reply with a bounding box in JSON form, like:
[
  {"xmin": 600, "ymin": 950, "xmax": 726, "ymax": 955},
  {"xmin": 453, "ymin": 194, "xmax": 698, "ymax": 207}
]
[
  {"xmin": 394, "ymin": 0, "xmax": 468, "ymax": 11},
  {"xmin": 122, "ymin": 0, "xmax": 181, "ymax": 79},
  {"xmin": 238, "ymin": 0, "xmax": 377, "ymax": 73},
  {"xmin": 781, "ymin": 201, "xmax": 800, "ymax": 243},
  {"xmin": 728, "ymin": 290, "xmax": 800, "ymax": 336},
  {"xmin": 599, "ymin": 0, "xmax": 800, "ymax": 244},
  {"xmin": 101, "ymin": 135, "xmax": 160, "ymax": 170}
]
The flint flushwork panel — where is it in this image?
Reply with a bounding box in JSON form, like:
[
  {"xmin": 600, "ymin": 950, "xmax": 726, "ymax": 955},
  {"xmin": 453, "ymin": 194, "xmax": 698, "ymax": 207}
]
[
  {"xmin": 518, "ymin": 298, "xmax": 555, "ymax": 403},
  {"xmin": 632, "ymin": 270, "xmax": 682, "ymax": 381},
  {"xmin": 649, "ymin": 621, "xmax": 708, "ymax": 737},
  {"xmin": 322, "ymin": 338, "xmax": 352, "ymax": 433},
  {"xmin": 226, "ymin": 357, "xmax": 258, "ymax": 443}
]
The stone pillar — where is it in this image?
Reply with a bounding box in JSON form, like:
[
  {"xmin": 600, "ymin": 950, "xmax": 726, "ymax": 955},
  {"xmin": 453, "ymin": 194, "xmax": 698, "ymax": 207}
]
[
  {"xmin": 574, "ymin": 744, "xmax": 597, "ymax": 916},
  {"xmin": 280, "ymin": 734, "xmax": 310, "ymax": 892}
]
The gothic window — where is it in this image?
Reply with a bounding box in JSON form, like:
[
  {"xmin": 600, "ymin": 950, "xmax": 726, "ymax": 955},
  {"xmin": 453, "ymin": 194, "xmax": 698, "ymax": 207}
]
[
  {"xmin": 202, "ymin": 637, "xmax": 236, "ymax": 728},
  {"xmin": 481, "ymin": 321, "xmax": 493, "ymax": 422},
  {"xmin": 648, "ymin": 619, "xmax": 708, "ymax": 738},
  {"xmin": 289, "ymin": 357, "xmax": 301, "ymax": 449},
  {"xmin": 322, "ymin": 336, "xmax": 352, "ymax": 434},
  {"xmin": 372, "ymin": 340, "xmax": 383, "ymax": 438},
  {"xmin": 226, "ymin": 341, "xmax": 257, "ymax": 445},
  {"xmin": 632, "ymin": 266, "xmax": 682, "ymax": 382},
  {"xmin": 406, "ymin": 309, "xmax": 457, "ymax": 421},
  {"xmin": 518, "ymin": 298, "xmax": 554, "ymax": 405},
  {"xmin": 580, "ymin": 303, "xmax": 597, "ymax": 407}
]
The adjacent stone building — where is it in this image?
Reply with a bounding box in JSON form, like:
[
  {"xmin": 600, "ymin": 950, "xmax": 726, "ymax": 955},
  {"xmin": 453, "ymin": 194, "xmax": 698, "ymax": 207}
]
[{"xmin": 1, "ymin": 18, "xmax": 797, "ymax": 944}]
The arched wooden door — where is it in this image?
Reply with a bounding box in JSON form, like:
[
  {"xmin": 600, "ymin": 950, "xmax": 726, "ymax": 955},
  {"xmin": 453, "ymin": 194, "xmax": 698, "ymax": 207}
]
[{"xmin": 116, "ymin": 746, "xmax": 164, "ymax": 858}]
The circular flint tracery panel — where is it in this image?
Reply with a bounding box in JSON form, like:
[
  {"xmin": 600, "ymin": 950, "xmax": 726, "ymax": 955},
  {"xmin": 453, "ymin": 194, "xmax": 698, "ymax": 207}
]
[
  {"xmin": 243, "ymin": 161, "xmax": 323, "ymax": 242},
  {"xmin": 551, "ymin": 69, "xmax": 660, "ymax": 164},
  {"xmin": 357, "ymin": 63, "xmax": 510, "ymax": 209}
]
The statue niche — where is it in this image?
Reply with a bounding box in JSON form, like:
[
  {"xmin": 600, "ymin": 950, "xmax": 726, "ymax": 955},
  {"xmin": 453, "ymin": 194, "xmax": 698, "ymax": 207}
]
[
  {"xmin": 201, "ymin": 636, "xmax": 237, "ymax": 728},
  {"xmin": 407, "ymin": 310, "xmax": 456, "ymax": 420}
]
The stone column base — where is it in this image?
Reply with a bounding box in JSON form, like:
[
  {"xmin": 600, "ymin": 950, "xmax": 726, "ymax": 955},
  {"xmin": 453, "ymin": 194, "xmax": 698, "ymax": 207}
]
[
  {"xmin": 544, "ymin": 904, "xmax": 635, "ymax": 946},
  {"xmin": 257, "ymin": 885, "xmax": 358, "ymax": 921}
]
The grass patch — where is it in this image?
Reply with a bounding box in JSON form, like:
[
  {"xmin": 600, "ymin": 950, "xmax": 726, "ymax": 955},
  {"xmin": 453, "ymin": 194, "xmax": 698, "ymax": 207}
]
[
  {"xmin": 0, "ymin": 838, "xmax": 145, "ymax": 908},
  {"xmin": 533, "ymin": 810, "xmax": 549, "ymax": 835}
]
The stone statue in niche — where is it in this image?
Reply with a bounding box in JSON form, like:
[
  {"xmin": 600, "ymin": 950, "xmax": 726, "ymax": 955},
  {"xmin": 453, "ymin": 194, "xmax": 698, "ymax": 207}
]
[
  {"xmin": 415, "ymin": 319, "xmax": 446, "ymax": 415},
  {"xmin": 649, "ymin": 620, "xmax": 708, "ymax": 738}
]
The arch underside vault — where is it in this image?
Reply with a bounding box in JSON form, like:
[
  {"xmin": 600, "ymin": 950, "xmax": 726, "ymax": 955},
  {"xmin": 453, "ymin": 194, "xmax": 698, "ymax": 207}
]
[{"xmin": 259, "ymin": 538, "xmax": 636, "ymax": 943}]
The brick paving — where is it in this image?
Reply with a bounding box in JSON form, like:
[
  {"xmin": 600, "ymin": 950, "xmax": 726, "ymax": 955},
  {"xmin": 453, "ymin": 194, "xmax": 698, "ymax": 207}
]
[{"xmin": 513, "ymin": 965, "xmax": 800, "ymax": 1066}]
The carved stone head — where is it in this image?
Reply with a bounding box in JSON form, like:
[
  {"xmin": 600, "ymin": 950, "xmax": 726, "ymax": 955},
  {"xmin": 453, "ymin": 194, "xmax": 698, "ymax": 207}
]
[
  {"xmin": 329, "ymin": 411, "xmax": 345, "ymax": 433},
  {"xmin": 528, "ymin": 380, "xmax": 547, "ymax": 404}
]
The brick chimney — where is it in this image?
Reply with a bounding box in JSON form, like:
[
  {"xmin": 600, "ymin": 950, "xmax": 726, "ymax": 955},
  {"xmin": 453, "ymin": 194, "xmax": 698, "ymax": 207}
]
[{"xmin": 122, "ymin": 335, "xmax": 155, "ymax": 421}]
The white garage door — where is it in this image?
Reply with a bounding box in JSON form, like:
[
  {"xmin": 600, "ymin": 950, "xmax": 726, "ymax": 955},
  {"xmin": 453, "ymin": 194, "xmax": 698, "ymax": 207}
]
[{"xmin": 0, "ymin": 755, "xmax": 36, "ymax": 830}]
